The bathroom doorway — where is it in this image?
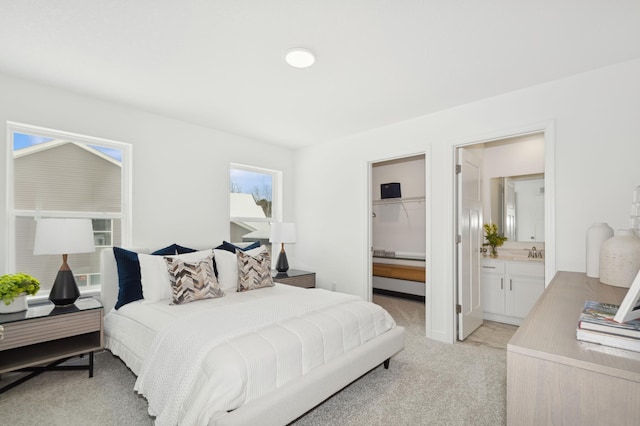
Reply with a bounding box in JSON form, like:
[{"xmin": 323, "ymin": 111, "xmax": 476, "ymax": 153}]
[{"xmin": 455, "ymin": 126, "xmax": 555, "ymax": 340}]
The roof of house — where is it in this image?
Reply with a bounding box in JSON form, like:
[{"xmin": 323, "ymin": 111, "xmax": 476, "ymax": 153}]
[{"xmin": 14, "ymin": 139, "xmax": 121, "ymax": 167}]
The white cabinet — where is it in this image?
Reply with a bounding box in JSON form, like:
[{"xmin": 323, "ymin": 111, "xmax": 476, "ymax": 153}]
[{"xmin": 481, "ymin": 259, "xmax": 545, "ymax": 325}]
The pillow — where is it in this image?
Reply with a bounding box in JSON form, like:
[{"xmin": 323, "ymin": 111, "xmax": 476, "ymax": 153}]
[
  {"xmin": 165, "ymin": 253, "xmax": 224, "ymax": 305},
  {"xmin": 215, "ymin": 240, "xmax": 260, "ymax": 253},
  {"xmin": 176, "ymin": 244, "xmax": 219, "ymax": 276},
  {"xmin": 175, "ymin": 244, "xmax": 197, "ymax": 254},
  {"xmin": 139, "ymin": 249, "xmax": 213, "ymax": 303},
  {"xmin": 236, "ymin": 249, "xmax": 274, "ymax": 292},
  {"xmin": 112, "ymin": 244, "xmax": 177, "ymax": 309},
  {"xmin": 152, "ymin": 244, "xmax": 178, "ymax": 255},
  {"xmin": 214, "ymin": 246, "xmax": 266, "ymax": 292},
  {"xmin": 113, "ymin": 247, "xmax": 144, "ymax": 309}
]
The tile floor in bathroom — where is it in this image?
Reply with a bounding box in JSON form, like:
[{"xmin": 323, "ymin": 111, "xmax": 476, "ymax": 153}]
[{"xmin": 465, "ymin": 319, "xmax": 518, "ymax": 349}]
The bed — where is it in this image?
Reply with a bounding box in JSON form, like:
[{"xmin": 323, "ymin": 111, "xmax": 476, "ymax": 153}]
[{"xmin": 100, "ymin": 244, "xmax": 405, "ymax": 426}]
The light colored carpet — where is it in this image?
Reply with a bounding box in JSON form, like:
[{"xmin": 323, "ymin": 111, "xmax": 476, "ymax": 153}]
[{"xmin": 0, "ymin": 295, "xmax": 509, "ymax": 425}]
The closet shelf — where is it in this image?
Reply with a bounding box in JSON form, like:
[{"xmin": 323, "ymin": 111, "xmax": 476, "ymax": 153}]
[{"xmin": 372, "ymin": 196, "xmax": 425, "ymax": 205}]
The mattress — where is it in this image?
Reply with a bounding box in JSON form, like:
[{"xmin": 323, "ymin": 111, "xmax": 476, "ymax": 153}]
[{"xmin": 104, "ymin": 283, "xmax": 397, "ymax": 426}]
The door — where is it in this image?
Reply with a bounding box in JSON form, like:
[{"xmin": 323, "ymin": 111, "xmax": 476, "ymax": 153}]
[{"xmin": 457, "ymin": 148, "xmax": 484, "ymax": 340}]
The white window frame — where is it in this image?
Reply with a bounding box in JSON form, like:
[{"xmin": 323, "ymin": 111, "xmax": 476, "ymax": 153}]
[
  {"xmin": 5, "ymin": 121, "xmax": 132, "ymax": 299},
  {"xmin": 229, "ymin": 163, "xmax": 282, "ymax": 223}
]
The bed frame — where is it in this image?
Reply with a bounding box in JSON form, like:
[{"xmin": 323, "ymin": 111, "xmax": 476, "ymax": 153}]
[{"xmin": 99, "ymin": 247, "xmax": 405, "ymax": 426}]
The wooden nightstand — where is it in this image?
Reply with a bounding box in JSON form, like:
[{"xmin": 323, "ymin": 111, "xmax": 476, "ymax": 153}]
[
  {"xmin": 272, "ymin": 269, "xmax": 316, "ymax": 288},
  {"xmin": 0, "ymin": 297, "xmax": 103, "ymax": 393}
]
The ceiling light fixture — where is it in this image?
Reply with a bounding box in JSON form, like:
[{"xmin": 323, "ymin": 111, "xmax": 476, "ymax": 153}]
[{"xmin": 285, "ymin": 48, "xmax": 315, "ymax": 69}]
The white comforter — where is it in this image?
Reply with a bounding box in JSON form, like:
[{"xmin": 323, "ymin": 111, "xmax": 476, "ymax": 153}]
[{"xmin": 133, "ymin": 288, "xmax": 396, "ymax": 426}]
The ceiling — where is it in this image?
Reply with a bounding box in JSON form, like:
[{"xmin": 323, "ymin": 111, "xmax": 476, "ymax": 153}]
[{"xmin": 1, "ymin": 1, "xmax": 639, "ymax": 149}]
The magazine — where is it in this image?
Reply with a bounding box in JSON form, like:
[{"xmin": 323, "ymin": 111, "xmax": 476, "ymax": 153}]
[{"xmin": 578, "ymin": 300, "xmax": 640, "ymax": 339}]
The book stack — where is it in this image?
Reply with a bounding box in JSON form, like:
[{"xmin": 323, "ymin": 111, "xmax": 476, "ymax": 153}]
[{"xmin": 576, "ymin": 300, "xmax": 640, "ymax": 352}]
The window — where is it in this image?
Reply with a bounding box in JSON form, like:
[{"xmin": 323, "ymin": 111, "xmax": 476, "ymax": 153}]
[
  {"xmin": 7, "ymin": 123, "xmax": 131, "ymax": 297},
  {"xmin": 229, "ymin": 163, "xmax": 281, "ymax": 253}
]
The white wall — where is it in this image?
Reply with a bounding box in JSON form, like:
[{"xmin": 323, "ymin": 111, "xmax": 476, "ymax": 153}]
[
  {"xmin": 372, "ymin": 156, "xmax": 426, "ymax": 256},
  {"xmin": 372, "ymin": 156, "xmax": 426, "ymax": 200},
  {"xmin": 0, "ymin": 73, "xmax": 294, "ymax": 274},
  {"xmin": 294, "ymin": 58, "xmax": 640, "ymax": 343},
  {"xmin": 482, "ymin": 133, "xmax": 545, "ymax": 179}
]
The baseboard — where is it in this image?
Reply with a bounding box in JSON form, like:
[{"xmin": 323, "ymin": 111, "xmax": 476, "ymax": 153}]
[{"xmin": 373, "ymin": 288, "xmax": 425, "ymax": 303}]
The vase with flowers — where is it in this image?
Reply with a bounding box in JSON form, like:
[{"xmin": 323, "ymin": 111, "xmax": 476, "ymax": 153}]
[{"xmin": 483, "ymin": 223, "xmax": 507, "ymax": 258}]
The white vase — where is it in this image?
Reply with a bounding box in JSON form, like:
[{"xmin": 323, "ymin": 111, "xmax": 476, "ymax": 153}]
[
  {"xmin": 0, "ymin": 293, "xmax": 28, "ymax": 314},
  {"xmin": 599, "ymin": 229, "xmax": 640, "ymax": 288},
  {"xmin": 586, "ymin": 222, "xmax": 614, "ymax": 278}
]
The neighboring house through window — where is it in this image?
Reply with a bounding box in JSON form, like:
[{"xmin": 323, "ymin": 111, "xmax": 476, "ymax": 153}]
[
  {"xmin": 7, "ymin": 122, "xmax": 131, "ymax": 298},
  {"xmin": 229, "ymin": 163, "xmax": 281, "ymax": 255}
]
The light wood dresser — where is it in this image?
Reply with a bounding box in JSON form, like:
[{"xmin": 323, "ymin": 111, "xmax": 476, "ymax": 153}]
[{"xmin": 507, "ymin": 271, "xmax": 640, "ymax": 425}]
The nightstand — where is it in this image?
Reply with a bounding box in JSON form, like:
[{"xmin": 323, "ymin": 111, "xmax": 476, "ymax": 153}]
[
  {"xmin": 0, "ymin": 297, "xmax": 103, "ymax": 393},
  {"xmin": 272, "ymin": 269, "xmax": 316, "ymax": 288}
]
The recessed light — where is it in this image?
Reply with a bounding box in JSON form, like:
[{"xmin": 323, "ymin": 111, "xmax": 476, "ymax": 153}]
[{"xmin": 285, "ymin": 48, "xmax": 315, "ymax": 68}]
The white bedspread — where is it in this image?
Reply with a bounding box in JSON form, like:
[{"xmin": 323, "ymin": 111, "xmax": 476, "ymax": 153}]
[{"xmin": 133, "ymin": 288, "xmax": 395, "ymax": 426}]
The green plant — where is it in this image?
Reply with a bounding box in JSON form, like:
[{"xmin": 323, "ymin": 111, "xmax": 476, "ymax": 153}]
[
  {"xmin": 0, "ymin": 273, "xmax": 40, "ymax": 305},
  {"xmin": 483, "ymin": 223, "xmax": 508, "ymax": 249}
]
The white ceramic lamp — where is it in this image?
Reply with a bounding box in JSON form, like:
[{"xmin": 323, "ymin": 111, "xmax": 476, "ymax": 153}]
[
  {"xmin": 269, "ymin": 222, "xmax": 296, "ymax": 273},
  {"xmin": 33, "ymin": 218, "xmax": 95, "ymax": 306}
]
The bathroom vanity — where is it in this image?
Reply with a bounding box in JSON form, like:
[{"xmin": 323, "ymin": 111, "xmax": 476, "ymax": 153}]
[{"xmin": 481, "ymin": 256, "xmax": 545, "ymax": 325}]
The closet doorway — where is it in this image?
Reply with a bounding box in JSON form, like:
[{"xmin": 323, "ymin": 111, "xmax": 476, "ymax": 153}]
[{"xmin": 369, "ymin": 154, "xmax": 427, "ymax": 309}]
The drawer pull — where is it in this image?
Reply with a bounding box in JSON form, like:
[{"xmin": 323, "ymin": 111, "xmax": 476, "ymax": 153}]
[
  {"xmin": 482, "ymin": 266, "xmax": 496, "ymax": 269},
  {"xmin": 500, "ymin": 278, "xmax": 503, "ymax": 290},
  {"xmin": 0, "ymin": 325, "xmax": 3, "ymax": 341}
]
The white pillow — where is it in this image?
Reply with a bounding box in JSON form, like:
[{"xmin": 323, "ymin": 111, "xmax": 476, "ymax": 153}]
[
  {"xmin": 214, "ymin": 246, "xmax": 266, "ymax": 293},
  {"xmin": 139, "ymin": 249, "xmax": 213, "ymax": 303}
]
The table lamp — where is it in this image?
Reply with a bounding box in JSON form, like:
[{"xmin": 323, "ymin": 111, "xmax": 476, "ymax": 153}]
[
  {"xmin": 269, "ymin": 222, "xmax": 296, "ymax": 273},
  {"xmin": 33, "ymin": 218, "xmax": 95, "ymax": 306}
]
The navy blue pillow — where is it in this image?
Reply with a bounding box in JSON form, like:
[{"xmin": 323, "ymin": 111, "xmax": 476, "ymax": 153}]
[
  {"xmin": 216, "ymin": 240, "xmax": 260, "ymax": 253},
  {"xmin": 113, "ymin": 247, "xmax": 143, "ymax": 309},
  {"xmin": 175, "ymin": 244, "xmax": 197, "ymax": 254},
  {"xmin": 152, "ymin": 244, "xmax": 178, "ymax": 255},
  {"xmin": 113, "ymin": 244, "xmax": 178, "ymax": 309}
]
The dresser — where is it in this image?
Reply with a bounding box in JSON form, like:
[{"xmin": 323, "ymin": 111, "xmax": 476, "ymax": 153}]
[{"xmin": 507, "ymin": 271, "xmax": 640, "ymax": 425}]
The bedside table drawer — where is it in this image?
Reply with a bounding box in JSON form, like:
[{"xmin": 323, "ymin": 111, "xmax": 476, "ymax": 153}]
[{"xmin": 0, "ymin": 309, "xmax": 102, "ymax": 351}]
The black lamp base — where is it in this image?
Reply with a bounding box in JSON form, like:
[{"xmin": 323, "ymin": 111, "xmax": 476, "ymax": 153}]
[
  {"xmin": 49, "ymin": 269, "xmax": 80, "ymax": 306},
  {"xmin": 275, "ymin": 249, "xmax": 289, "ymax": 273}
]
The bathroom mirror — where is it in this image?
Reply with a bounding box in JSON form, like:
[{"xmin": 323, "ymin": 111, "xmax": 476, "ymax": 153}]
[{"xmin": 490, "ymin": 173, "xmax": 545, "ymax": 243}]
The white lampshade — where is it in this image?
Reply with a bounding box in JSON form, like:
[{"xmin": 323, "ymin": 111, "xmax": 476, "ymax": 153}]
[
  {"xmin": 270, "ymin": 222, "xmax": 296, "ymax": 244},
  {"xmin": 33, "ymin": 218, "xmax": 96, "ymax": 255}
]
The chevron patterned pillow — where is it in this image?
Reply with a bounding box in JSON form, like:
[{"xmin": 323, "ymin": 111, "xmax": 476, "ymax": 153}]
[
  {"xmin": 236, "ymin": 249, "xmax": 274, "ymax": 292},
  {"xmin": 165, "ymin": 253, "xmax": 224, "ymax": 304}
]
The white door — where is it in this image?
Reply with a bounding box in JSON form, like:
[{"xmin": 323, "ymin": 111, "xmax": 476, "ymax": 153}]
[{"xmin": 457, "ymin": 148, "xmax": 484, "ymax": 340}]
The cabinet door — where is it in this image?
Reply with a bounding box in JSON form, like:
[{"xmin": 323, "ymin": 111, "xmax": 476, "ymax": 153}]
[
  {"xmin": 481, "ymin": 273, "xmax": 505, "ymax": 315},
  {"xmin": 506, "ymin": 276, "xmax": 545, "ymax": 319}
]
